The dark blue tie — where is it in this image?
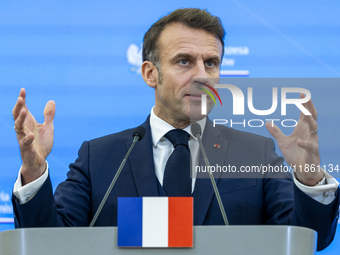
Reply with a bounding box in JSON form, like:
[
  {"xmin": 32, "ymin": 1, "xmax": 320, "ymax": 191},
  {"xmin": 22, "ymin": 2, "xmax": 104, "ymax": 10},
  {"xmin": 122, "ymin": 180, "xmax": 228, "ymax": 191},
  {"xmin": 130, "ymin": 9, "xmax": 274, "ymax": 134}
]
[{"xmin": 163, "ymin": 129, "xmax": 191, "ymax": 196}]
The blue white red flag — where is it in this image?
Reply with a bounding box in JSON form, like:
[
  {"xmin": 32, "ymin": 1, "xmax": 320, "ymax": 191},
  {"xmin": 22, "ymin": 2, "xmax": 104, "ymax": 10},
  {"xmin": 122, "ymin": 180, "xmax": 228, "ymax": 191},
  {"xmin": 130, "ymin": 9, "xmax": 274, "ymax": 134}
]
[{"xmin": 118, "ymin": 197, "xmax": 193, "ymax": 247}]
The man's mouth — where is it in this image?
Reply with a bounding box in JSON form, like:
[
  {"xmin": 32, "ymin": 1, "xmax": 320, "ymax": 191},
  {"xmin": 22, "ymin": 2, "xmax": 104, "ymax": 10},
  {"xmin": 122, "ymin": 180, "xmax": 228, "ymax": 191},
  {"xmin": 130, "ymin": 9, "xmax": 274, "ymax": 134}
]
[{"xmin": 185, "ymin": 93, "xmax": 204, "ymax": 101}]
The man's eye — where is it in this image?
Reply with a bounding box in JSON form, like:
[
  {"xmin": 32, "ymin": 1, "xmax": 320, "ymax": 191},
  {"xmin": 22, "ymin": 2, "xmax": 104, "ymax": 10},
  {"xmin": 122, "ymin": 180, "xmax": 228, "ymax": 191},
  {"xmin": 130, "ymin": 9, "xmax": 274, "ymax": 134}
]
[
  {"xmin": 206, "ymin": 61, "xmax": 215, "ymax": 67},
  {"xmin": 179, "ymin": 59, "xmax": 189, "ymax": 65}
]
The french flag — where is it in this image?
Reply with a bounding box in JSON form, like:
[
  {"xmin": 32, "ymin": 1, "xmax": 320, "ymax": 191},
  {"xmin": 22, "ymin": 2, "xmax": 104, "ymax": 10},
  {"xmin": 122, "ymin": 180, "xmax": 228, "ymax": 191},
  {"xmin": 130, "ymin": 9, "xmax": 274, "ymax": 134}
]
[{"xmin": 118, "ymin": 197, "xmax": 193, "ymax": 247}]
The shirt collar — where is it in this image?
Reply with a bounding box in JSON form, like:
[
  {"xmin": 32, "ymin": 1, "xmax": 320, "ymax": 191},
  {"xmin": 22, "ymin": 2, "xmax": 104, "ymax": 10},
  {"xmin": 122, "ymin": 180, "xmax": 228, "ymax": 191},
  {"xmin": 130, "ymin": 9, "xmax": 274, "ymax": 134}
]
[{"xmin": 150, "ymin": 107, "xmax": 206, "ymax": 147}]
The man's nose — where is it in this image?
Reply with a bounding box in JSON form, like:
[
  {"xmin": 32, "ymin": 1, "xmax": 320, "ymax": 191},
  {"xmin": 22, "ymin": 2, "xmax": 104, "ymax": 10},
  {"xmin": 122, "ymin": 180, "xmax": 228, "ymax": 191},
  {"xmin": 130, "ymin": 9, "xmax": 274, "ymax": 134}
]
[{"xmin": 192, "ymin": 62, "xmax": 208, "ymax": 85}]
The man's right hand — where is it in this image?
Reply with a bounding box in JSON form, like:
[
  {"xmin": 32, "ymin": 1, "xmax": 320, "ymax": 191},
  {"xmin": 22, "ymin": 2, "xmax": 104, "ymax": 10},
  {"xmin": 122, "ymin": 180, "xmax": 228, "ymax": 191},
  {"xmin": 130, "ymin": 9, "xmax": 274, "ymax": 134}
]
[{"xmin": 12, "ymin": 88, "xmax": 55, "ymax": 186}]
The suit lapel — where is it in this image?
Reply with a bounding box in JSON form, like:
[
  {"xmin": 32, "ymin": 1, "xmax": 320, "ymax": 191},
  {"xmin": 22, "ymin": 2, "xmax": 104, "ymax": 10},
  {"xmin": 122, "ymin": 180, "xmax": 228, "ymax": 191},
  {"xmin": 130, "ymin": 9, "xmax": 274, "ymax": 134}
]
[
  {"xmin": 128, "ymin": 117, "xmax": 159, "ymax": 197},
  {"xmin": 127, "ymin": 116, "xmax": 230, "ymax": 222},
  {"xmin": 194, "ymin": 119, "xmax": 228, "ymax": 225}
]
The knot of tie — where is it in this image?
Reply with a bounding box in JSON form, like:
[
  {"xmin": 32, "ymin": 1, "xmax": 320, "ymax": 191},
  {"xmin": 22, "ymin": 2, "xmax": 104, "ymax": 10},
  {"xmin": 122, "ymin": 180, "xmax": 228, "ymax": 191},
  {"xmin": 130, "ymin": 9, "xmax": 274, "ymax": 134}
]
[{"xmin": 165, "ymin": 129, "xmax": 189, "ymax": 148}]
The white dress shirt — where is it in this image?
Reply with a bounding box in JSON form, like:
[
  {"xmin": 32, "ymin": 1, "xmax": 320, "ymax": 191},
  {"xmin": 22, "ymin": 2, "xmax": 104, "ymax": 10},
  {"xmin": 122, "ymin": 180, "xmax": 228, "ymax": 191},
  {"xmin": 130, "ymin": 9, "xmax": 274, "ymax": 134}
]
[{"xmin": 150, "ymin": 107, "xmax": 206, "ymax": 193}]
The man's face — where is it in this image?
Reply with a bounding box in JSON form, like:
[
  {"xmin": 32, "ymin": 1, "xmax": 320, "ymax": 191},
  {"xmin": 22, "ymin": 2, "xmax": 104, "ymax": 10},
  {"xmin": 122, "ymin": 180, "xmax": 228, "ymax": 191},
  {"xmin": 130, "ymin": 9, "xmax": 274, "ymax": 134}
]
[{"xmin": 152, "ymin": 23, "xmax": 222, "ymax": 128}]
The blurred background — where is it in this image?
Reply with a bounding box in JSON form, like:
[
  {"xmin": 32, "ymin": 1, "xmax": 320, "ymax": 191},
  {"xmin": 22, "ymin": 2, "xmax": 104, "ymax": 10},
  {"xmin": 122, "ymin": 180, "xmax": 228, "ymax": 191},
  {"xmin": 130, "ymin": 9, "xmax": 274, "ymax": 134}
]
[{"xmin": 0, "ymin": 1, "xmax": 339, "ymax": 253}]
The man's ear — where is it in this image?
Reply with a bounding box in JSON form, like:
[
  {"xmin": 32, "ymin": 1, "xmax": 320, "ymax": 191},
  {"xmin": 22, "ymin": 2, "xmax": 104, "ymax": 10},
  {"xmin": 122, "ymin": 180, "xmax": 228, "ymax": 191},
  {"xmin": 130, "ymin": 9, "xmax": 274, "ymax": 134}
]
[{"xmin": 141, "ymin": 61, "xmax": 158, "ymax": 88}]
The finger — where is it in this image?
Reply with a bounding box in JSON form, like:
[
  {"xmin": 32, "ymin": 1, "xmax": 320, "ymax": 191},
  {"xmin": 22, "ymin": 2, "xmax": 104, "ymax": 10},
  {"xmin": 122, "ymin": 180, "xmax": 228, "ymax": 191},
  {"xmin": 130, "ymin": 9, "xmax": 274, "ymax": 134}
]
[
  {"xmin": 22, "ymin": 132, "xmax": 35, "ymax": 147},
  {"xmin": 305, "ymin": 116, "xmax": 319, "ymax": 137},
  {"xmin": 300, "ymin": 93, "xmax": 317, "ymax": 120},
  {"xmin": 299, "ymin": 94, "xmax": 319, "ymax": 135},
  {"xmin": 14, "ymin": 108, "xmax": 27, "ymax": 136},
  {"xmin": 265, "ymin": 121, "xmax": 286, "ymax": 142},
  {"xmin": 296, "ymin": 139, "xmax": 319, "ymax": 154},
  {"xmin": 12, "ymin": 98, "xmax": 24, "ymax": 120},
  {"xmin": 12, "ymin": 88, "xmax": 26, "ymax": 120},
  {"xmin": 44, "ymin": 100, "xmax": 56, "ymax": 124}
]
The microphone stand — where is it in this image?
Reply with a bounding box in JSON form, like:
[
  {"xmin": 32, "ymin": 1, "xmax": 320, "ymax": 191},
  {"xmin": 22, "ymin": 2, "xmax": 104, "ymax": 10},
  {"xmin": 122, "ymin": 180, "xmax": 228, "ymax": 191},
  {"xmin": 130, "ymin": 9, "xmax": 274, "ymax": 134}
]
[
  {"xmin": 192, "ymin": 123, "xmax": 229, "ymax": 225},
  {"xmin": 89, "ymin": 128, "xmax": 145, "ymax": 227}
]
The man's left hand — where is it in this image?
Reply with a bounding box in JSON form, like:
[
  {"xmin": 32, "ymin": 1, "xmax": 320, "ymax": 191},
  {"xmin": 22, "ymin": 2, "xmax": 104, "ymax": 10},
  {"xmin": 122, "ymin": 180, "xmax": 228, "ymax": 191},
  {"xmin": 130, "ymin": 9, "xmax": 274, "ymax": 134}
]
[{"xmin": 266, "ymin": 93, "xmax": 323, "ymax": 186}]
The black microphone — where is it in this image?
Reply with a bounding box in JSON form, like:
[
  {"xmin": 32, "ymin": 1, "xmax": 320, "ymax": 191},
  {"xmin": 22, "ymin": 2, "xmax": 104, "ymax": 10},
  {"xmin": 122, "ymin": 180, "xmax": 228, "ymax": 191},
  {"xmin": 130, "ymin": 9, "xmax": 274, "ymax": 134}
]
[
  {"xmin": 191, "ymin": 123, "xmax": 229, "ymax": 225},
  {"xmin": 89, "ymin": 126, "xmax": 146, "ymax": 227},
  {"xmin": 191, "ymin": 122, "xmax": 202, "ymax": 137},
  {"xmin": 133, "ymin": 125, "xmax": 146, "ymax": 141}
]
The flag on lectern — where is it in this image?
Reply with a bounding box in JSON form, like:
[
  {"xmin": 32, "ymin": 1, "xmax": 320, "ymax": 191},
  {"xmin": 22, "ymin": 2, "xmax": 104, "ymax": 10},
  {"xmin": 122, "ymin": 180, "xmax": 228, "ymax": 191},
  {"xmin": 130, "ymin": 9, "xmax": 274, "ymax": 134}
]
[{"xmin": 118, "ymin": 197, "xmax": 193, "ymax": 247}]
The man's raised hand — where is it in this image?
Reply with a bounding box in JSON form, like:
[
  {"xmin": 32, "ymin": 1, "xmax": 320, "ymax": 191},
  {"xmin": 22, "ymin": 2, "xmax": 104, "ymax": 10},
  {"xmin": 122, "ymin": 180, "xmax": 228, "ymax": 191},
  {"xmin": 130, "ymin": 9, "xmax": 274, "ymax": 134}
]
[
  {"xmin": 12, "ymin": 88, "xmax": 55, "ymax": 185},
  {"xmin": 265, "ymin": 93, "xmax": 323, "ymax": 186}
]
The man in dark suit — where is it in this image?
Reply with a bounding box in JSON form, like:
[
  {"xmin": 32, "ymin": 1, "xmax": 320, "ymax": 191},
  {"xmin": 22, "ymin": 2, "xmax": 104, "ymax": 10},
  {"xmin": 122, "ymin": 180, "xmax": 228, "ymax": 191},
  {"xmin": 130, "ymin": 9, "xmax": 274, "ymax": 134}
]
[{"xmin": 12, "ymin": 9, "xmax": 339, "ymax": 251}]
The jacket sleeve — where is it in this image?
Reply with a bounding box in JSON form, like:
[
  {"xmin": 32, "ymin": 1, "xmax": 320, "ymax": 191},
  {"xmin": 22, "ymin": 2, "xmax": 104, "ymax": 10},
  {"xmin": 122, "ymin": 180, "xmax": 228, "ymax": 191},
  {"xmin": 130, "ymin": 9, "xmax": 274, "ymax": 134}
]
[
  {"xmin": 263, "ymin": 138, "xmax": 340, "ymax": 251},
  {"xmin": 12, "ymin": 141, "xmax": 92, "ymax": 228}
]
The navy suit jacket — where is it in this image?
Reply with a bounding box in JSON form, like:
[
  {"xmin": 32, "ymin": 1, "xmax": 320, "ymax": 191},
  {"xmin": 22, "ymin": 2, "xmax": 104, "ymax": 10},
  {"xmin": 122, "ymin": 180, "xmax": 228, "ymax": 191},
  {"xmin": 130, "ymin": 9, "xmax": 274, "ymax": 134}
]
[{"xmin": 13, "ymin": 117, "xmax": 339, "ymax": 250}]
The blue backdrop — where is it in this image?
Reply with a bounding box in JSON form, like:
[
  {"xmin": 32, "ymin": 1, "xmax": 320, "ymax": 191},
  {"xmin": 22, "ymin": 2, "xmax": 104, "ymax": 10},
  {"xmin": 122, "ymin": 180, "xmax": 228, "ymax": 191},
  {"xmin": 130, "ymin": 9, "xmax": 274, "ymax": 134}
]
[{"xmin": 0, "ymin": 1, "xmax": 339, "ymax": 253}]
